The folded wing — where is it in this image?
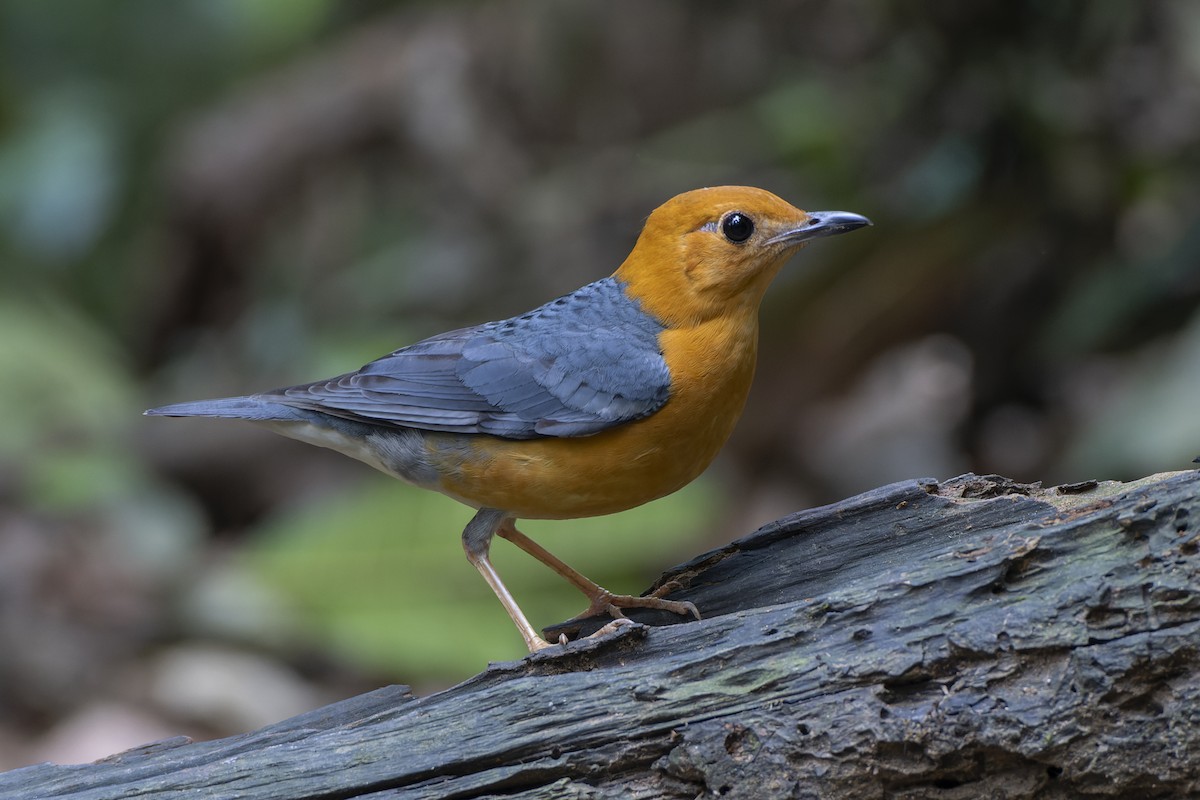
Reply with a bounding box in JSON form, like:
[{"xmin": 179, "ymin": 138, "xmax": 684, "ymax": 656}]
[{"xmin": 274, "ymin": 277, "xmax": 671, "ymax": 439}]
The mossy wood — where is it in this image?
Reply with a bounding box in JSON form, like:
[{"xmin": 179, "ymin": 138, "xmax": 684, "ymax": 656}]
[{"xmin": 4, "ymin": 472, "xmax": 1198, "ymax": 799}]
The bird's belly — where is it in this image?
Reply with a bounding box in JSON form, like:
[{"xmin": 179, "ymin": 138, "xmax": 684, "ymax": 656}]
[
  {"xmin": 426, "ymin": 421, "xmax": 722, "ymax": 519},
  {"xmin": 427, "ymin": 322, "xmax": 758, "ymax": 520}
]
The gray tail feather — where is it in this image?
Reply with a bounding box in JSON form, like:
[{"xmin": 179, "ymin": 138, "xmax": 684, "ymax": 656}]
[{"xmin": 144, "ymin": 395, "xmax": 305, "ymax": 422}]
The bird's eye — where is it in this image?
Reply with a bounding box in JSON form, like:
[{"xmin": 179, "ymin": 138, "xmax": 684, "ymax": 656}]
[{"xmin": 721, "ymin": 212, "xmax": 754, "ymax": 243}]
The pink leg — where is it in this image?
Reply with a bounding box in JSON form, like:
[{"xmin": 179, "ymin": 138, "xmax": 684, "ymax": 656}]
[
  {"xmin": 497, "ymin": 520, "xmax": 700, "ymax": 623},
  {"xmin": 462, "ymin": 509, "xmax": 566, "ymax": 652}
]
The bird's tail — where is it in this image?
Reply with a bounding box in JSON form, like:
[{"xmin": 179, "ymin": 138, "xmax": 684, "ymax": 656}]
[{"xmin": 144, "ymin": 395, "xmax": 306, "ymax": 422}]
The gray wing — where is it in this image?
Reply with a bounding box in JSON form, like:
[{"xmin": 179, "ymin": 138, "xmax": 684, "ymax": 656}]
[{"xmin": 271, "ymin": 277, "xmax": 671, "ymax": 439}]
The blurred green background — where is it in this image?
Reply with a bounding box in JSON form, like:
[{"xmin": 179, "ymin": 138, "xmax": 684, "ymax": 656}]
[{"xmin": 3, "ymin": 0, "xmax": 1200, "ymax": 767}]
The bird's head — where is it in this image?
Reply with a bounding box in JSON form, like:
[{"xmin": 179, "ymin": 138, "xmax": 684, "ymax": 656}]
[{"xmin": 615, "ymin": 186, "xmax": 870, "ymax": 327}]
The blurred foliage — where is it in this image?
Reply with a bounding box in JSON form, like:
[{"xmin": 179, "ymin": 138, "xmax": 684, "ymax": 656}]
[{"xmin": 1, "ymin": 0, "xmax": 1200, "ymax": 766}]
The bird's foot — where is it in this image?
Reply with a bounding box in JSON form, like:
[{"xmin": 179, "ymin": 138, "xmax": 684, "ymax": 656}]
[
  {"xmin": 568, "ymin": 584, "xmax": 700, "ymax": 624},
  {"xmin": 526, "ymin": 631, "xmax": 571, "ymax": 652},
  {"xmin": 531, "ymin": 585, "xmax": 696, "ymax": 652},
  {"xmin": 528, "ymin": 619, "xmax": 637, "ymax": 653},
  {"xmin": 589, "ymin": 617, "xmax": 638, "ymax": 638}
]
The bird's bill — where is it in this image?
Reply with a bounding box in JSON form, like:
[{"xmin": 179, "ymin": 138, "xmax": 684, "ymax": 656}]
[{"xmin": 766, "ymin": 211, "xmax": 872, "ymax": 246}]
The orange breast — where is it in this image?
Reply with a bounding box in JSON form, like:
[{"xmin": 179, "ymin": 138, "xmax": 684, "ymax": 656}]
[{"xmin": 429, "ymin": 315, "xmax": 759, "ymax": 519}]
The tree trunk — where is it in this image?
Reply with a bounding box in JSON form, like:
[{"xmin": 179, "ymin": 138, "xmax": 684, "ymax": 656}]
[{"xmin": 5, "ymin": 472, "xmax": 1199, "ymax": 799}]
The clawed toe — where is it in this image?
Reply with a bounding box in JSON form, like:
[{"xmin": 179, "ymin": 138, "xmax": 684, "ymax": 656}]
[
  {"xmin": 569, "ymin": 588, "xmax": 702, "ymax": 624},
  {"xmin": 591, "ymin": 617, "xmax": 636, "ymax": 638},
  {"xmin": 611, "ymin": 593, "xmax": 700, "ymax": 621},
  {"xmin": 527, "ymin": 631, "xmax": 571, "ymax": 652}
]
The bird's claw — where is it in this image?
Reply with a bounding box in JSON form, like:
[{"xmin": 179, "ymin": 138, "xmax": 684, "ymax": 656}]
[
  {"xmin": 569, "ymin": 587, "xmax": 701, "ymax": 624},
  {"xmin": 591, "ymin": 617, "xmax": 636, "ymax": 638},
  {"xmin": 526, "ymin": 631, "xmax": 571, "ymax": 652},
  {"xmin": 529, "ymin": 619, "xmax": 635, "ymax": 653}
]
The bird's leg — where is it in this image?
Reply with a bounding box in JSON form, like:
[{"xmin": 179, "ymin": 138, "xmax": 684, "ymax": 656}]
[
  {"xmin": 497, "ymin": 520, "xmax": 701, "ymax": 625},
  {"xmin": 462, "ymin": 509, "xmax": 566, "ymax": 653}
]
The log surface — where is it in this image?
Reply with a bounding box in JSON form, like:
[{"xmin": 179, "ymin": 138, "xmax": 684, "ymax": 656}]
[{"xmin": 5, "ymin": 472, "xmax": 1199, "ymax": 799}]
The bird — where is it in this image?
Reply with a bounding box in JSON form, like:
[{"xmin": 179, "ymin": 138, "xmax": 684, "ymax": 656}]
[{"xmin": 146, "ymin": 186, "xmax": 871, "ymax": 652}]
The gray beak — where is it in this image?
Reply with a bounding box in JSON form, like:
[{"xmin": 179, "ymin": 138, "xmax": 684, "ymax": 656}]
[{"xmin": 767, "ymin": 211, "xmax": 872, "ymax": 246}]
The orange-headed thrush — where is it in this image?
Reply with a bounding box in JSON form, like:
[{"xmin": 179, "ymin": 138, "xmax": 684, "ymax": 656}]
[{"xmin": 147, "ymin": 186, "xmax": 871, "ymax": 652}]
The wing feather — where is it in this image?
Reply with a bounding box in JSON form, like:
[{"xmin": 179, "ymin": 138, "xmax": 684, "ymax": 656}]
[{"xmin": 268, "ymin": 277, "xmax": 670, "ymax": 439}]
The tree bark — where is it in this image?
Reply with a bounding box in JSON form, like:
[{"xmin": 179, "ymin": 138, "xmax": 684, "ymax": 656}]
[{"xmin": 4, "ymin": 472, "xmax": 1199, "ymax": 799}]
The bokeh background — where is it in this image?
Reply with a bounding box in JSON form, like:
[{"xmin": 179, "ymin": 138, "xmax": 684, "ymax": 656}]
[{"xmin": 3, "ymin": 0, "xmax": 1200, "ymax": 768}]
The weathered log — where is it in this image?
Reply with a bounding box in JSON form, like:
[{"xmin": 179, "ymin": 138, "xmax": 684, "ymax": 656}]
[{"xmin": 4, "ymin": 472, "xmax": 1199, "ymax": 799}]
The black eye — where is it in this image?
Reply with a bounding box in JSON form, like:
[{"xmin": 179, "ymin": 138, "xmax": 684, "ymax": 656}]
[{"xmin": 721, "ymin": 212, "xmax": 754, "ymax": 243}]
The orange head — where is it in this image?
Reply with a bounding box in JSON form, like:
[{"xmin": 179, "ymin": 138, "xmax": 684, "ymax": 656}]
[{"xmin": 614, "ymin": 186, "xmax": 870, "ymax": 327}]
